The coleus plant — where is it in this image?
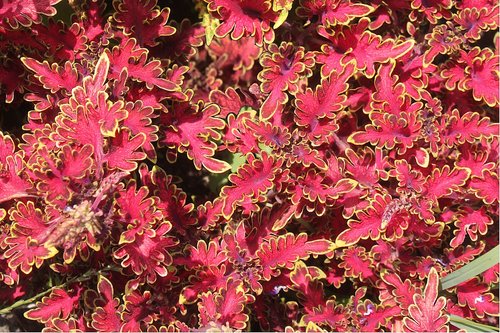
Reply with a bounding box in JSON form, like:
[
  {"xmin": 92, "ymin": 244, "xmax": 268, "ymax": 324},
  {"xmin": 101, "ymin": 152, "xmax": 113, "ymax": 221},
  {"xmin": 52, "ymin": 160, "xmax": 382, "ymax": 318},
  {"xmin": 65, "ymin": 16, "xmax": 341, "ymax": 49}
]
[{"xmin": 0, "ymin": 0, "xmax": 498, "ymax": 331}]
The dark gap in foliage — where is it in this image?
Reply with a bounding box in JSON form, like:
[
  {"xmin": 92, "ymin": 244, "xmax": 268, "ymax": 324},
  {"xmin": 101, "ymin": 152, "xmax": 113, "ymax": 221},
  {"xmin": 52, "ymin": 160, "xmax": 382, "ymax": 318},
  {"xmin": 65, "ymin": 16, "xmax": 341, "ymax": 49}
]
[
  {"xmin": 164, "ymin": 1, "xmax": 200, "ymax": 23},
  {"xmin": 162, "ymin": 152, "xmax": 215, "ymax": 201},
  {"xmin": 0, "ymin": 100, "xmax": 30, "ymax": 138}
]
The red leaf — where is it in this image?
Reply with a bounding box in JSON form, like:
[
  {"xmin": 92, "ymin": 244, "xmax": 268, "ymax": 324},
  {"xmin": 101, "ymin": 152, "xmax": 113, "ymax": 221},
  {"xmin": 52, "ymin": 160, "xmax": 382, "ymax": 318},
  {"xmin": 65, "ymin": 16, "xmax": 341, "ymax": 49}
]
[
  {"xmin": 342, "ymin": 147, "xmax": 388, "ymax": 188},
  {"xmin": 297, "ymin": 0, "xmax": 374, "ymax": 26},
  {"xmin": 161, "ymin": 103, "xmax": 230, "ymax": 173},
  {"xmin": 303, "ymin": 299, "xmax": 347, "ymax": 331},
  {"xmin": 0, "ymin": 154, "xmax": 32, "ymax": 205},
  {"xmin": 206, "ymin": 0, "xmax": 279, "ymax": 45},
  {"xmin": 198, "ymin": 278, "xmax": 254, "ymax": 330},
  {"xmin": 116, "ymin": 181, "xmax": 160, "ymax": 243},
  {"xmin": 88, "ymin": 92, "xmax": 127, "ymax": 137},
  {"xmin": 454, "ymin": 6, "xmax": 498, "ymax": 40},
  {"xmin": 88, "ymin": 50, "xmax": 108, "ymax": 92},
  {"xmin": 294, "ymin": 62, "xmax": 354, "ymax": 144},
  {"xmin": 403, "ymin": 268, "xmax": 449, "ymax": 332},
  {"xmin": 245, "ymin": 119, "xmax": 291, "ymax": 149},
  {"xmin": 114, "ymin": 223, "xmax": 177, "ymax": 284},
  {"xmin": 469, "ymin": 170, "xmax": 499, "ymax": 204},
  {"xmin": 464, "ymin": 48, "xmax": 499, "ymax": 106},
  {"xmin": 348, "ymin": 111, "xmax": 422, "ymax": 154},
  {"xmin": 423, "ymin": 24, "xmax": 463, "ymax": 66},
  {"xmin": 257, "ymin": 233, "xmax": 333, "ymax": 280},
  {"xmin": 21, "ymin": 58, "xmax": 79, "ymax": 93},
  {"xmin": 179, "ymin": 266, "xmax": 227, "ymax": 305},
  {"xmin": 210, "ymin": 87, "xmax": 258, "ymax": 118},
  {"xmin": 424, "ymin": 165, "xmax": 470, "ymax": 201},
  {"xmin": 121, "ymin": 290, "xmax": 154, "ymax": 332},
  {"xmin": 218, "ymin": 279, "xmax": 254, "ymax": 329},
  {"xmin": 370, "ymin": 60, "xmax": 409, "ymax": 115},
  {"xmin": 58, "ymin": 144, "xmax": 94, "ymax": 179},
  {"xmin": 104, "ymin": 129, "xmax": 147, "ymax": 171},
  {"xmin": 43, "ymin": 316, "xmax": 87, "ymax": 332},
  {"xmin": 106, "ymin": 38, "xmax": 182, "ymax": 92},
  {"xmin": 440, "ymin": 110, "xmax": 499, "ymax": 147},
  {"xmin": 356, "ymin": 300, "xmax": 399, "ymax": 332},
  {"xmin": 450, "ymin": 207, "xmax": 493, "ymax": 248},
  {"xmin": 259, "ymin": 42, "xmax": 314, "ymax": 119},
  {"xmin": 392, "ymin": 159, "xmax": 425, "ymax": 193},
  {"xmin": 339, "ymin": 246, "xmax": 374, "ymax": 281},
  {"xmin": 0, "ymin": 0, "xmax": 61, "ymax": 28},
  {"xmin": 337, "ymin": 193, "xmax": 390, "ymax": 245},
  {"xmin": 56, "ymin": 103, "xmax": 105, "ymax": 170},
  {"xmin": 89, "ymin": 276, "xmax": 123, "ymax": 332},
  {"xmin": 381, "ymin": 272, "xmax": 418, "ymax": 313},
  {"xmin": 289, "ymin": 260, "xmax": 328, "ymax": 311},
  {"xmin": 34, "ymin": 145, "xmax": 93, "ymax": 204},
  {"xmin": 221, "ymin": 152, "xmax": 282, "ymax": 218},
  {"xmin": 455, "ymin": 278, "xmax": 499, "ymax": 318},
  {"xmin": 5, "ymin": 201, "xmax": 57, "ymax": 274},
  {"xmin": 184, "ymin": 240, "xmax": 227, "ymax": 268},
  {"xmin": 113, "ymin": 0, "xmax": 175, "ymax": 47},
  {"xmin": 317, "ymin": 19, "xmax": 415, "ymax": 78},
  {"xmin": 123, "ymin": 101, "xmax": 159, "ymax": 161},
  {"xmin": 25, "ymin": 286, "xmax": 82, "ymax": 323}
]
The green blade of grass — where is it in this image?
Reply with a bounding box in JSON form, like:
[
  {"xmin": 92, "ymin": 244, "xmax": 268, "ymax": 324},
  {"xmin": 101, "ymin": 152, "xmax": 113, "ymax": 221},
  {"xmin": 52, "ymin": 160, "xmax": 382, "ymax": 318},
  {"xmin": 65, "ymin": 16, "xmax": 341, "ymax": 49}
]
[
  {"xmin": 450, "ymin": 315, "xmax": 500, "ymax": 332},
  {"xmin": 441, "ymin": 245, "xmax": 499, "ymax": 290}
]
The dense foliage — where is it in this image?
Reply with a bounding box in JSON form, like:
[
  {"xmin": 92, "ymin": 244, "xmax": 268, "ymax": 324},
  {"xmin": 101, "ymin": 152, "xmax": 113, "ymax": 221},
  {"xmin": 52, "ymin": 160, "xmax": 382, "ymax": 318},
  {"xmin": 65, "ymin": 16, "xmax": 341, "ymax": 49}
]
[{"xmin": 0, "ymin": 0, "xmax": 498, "ymax": 331}]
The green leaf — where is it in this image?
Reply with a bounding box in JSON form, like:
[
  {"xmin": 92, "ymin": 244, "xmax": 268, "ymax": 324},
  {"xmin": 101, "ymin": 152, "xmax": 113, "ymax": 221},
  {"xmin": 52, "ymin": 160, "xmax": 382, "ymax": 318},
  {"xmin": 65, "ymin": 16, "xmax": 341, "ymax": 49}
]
[
  {"xmin": 272, "ymin": 0, "xmax": 294, "ymax": 29},
  {"xmin": 450, "ymin": 315, "xmax": 500, "ymax": 332},
  {"xmin": 202, "ymin": 13, "xmax": 219, "ymax": 46},
  {"xmin": 441, "ymin": 245, "xmax": 499, "ymax": 290},
  {"xmin": 273, "ymin": 9, "xmax": 289, "ymax": 29},
  {"xmin": 229, "ymin": 152, "xmax": 247, "ymax": 173},
  {"xmin": 207, "ymin": 152, "xmax": 246, "ymax": 193}
]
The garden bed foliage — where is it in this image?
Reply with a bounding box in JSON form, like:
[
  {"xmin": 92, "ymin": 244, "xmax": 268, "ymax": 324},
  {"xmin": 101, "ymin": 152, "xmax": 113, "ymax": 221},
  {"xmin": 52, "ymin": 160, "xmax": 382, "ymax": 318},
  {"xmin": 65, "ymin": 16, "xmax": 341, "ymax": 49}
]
[{"xmin": 0, "ymin": 0, "xmax": 498, "ymax": 331}]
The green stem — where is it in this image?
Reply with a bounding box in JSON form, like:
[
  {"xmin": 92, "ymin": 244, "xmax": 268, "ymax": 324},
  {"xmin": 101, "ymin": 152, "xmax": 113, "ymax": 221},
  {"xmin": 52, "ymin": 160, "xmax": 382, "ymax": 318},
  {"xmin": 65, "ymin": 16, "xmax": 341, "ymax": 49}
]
[{"xmin": 0, "ymin": 265, "xmax": 115, "ymax": 315}]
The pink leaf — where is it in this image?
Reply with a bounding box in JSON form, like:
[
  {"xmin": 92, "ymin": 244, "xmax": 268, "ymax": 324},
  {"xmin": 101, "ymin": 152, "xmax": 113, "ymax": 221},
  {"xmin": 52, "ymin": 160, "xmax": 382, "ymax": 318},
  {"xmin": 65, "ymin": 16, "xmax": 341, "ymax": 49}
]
[
  {"xmin": 161, "ymin": 103, "xmax": 230, "ymax": 173},
  {"xmin": 89, "ymin": 276, "xmax": 123, "ymax": 332},
  {"xmin": 0, "ymin": 0, "xmax": 61, "ymax": 28},
  {"xmin": 424, "ymin": 165, "xmax": 470, "ymax": 201},
  {"xmin": 221, "ymin": 152, "xmax": 282, "ymax": 218},
  {"xmin": 469, "ymin": 170, "xmax": 499, "ymax": 204},
  {"xmin": 113, "ymin": 0, "xmax": 175, "ymax": 47},
  {"xmin": 25, "ymin": 286, "xmax": 82, "ymax": 323},
  {"xmin": 257, "ymin": 233, "xmax": 333, "ymax": 280},
  {"xmin": 455, "ymin": 279, "xmax": 500, "ymax": 318},
  {"xmin": 104, "ymin": 129, "xmax": 147, "ymax": 171},
  {"xmin": 21, "ymin": 58, "xmax": 79, "ymax": 93},
  {"xmin": 403, "ymin": 268, "xmax": 449, "ymax": 332}
]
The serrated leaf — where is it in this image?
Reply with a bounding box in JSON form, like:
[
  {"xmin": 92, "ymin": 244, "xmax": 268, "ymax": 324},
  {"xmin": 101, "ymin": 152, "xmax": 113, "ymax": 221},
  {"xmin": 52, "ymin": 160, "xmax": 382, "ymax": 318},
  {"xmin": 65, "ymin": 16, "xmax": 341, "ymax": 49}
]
[
  {"xmin": 113, "ymin": 0, "xmax": 175, "ymax": 47},
  {"xmin": 470, "ymin": 170, "xmax": 499, "ymax": 205},
  {"xmin": 424, "ymin": 165, "xmax": 470, "ymax": 201},
  {"xmin": 104, "ymin": 129, "xmax": 146, "ymax": 171},
  {"xmin": 220, "ymin": 152, "xmax": 282, "ymax": 218},
  {"xmin": 1, "ymin": 0, "xmax": 61, "ymax": 28},
  {"xmin": 90, "ymin": 275, "xmax": 122, "ymax": 332},
  {"xmin": 21, "ymin": 58, "xmax": 78, "ymax": 93},
  {"xmin": 161, "ymin": 103, "xmax": 230, "ymax": 173},
  {"xmin": 403, "ymin": 267, "xmax": 449, "ymax": 332},
  {"xmin": 24, "ymin": 287, "xmax": 81, "ymax": 323},
  {"xmin": 257, "ymin": 233, "xmax": 334, "ymax": 280},
  {"xmin": 105, "ymin": 38, "xmax": 181, "ymax": 92},
  {"xmin": 198, "ymin": 278, "xmax": 254, "ymax": 330}
]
